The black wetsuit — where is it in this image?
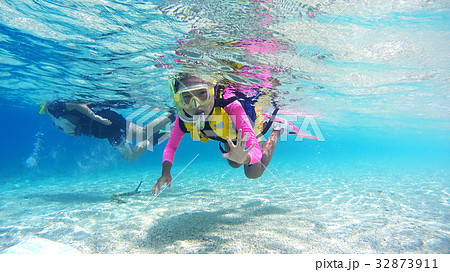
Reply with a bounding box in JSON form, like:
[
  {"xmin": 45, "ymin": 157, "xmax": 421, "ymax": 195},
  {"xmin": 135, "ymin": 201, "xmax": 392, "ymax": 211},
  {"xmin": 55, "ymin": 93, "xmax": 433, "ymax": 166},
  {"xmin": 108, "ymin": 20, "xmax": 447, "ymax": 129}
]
[
  {"xmin": 47, "ymin": 101, "xmax": 173, "ymax": 148},
  {"xmin": 46, "ymin": 101, "xmax": 127, "ymax": 147}
]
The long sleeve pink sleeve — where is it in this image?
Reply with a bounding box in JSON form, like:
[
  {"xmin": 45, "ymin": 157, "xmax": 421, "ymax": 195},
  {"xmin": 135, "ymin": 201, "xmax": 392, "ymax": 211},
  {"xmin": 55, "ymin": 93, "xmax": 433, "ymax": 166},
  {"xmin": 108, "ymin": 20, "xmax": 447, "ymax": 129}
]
[
  {"xmin": 162, "ymin": 115, "xmax": 184, "ymax": 164},
  {"xmin": 223, "ymin": 100, "xmax": 262, "ymax": 165}
]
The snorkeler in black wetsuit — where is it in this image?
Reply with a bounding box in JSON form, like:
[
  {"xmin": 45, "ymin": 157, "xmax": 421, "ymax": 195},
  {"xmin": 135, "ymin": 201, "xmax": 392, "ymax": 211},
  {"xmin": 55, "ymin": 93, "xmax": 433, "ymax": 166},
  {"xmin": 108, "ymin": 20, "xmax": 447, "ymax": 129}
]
[{"xmin": 40, "ymin": 101, "xmax": 175, "ymax": 161}]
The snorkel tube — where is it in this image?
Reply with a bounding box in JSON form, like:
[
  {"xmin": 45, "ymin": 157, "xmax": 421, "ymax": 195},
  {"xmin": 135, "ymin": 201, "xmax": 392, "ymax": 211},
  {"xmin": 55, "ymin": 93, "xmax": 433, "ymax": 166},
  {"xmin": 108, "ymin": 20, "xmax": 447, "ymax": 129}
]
[
  {"xmin": 38, "ymin": 102, "xmax": 47, "ymax": 114},
  {"xmin": 195, "ymin": 112, "xmax": 206, "ymax": 131}
]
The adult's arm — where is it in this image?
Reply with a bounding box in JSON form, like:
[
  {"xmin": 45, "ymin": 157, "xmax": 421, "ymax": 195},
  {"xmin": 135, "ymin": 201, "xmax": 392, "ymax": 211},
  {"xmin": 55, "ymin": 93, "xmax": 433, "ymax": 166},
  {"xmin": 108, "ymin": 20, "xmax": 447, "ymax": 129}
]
[{"xmin": 66, "ymin": 103, "xmax": 112, "ymax": 125}]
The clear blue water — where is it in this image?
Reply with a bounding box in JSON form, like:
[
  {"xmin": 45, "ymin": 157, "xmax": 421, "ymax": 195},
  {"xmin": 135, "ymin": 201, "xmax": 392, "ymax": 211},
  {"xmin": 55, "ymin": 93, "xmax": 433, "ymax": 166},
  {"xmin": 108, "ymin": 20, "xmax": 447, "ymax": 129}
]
[{"xmin": 0, "ymin": 0, "xmax": 449, "ymax": 253}]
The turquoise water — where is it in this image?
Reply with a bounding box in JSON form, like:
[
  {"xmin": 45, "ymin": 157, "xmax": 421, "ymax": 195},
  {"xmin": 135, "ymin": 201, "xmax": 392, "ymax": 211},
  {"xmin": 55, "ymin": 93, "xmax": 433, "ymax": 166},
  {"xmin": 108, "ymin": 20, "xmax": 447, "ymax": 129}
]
[{"xmin": 0, "ymin": 0, "xmax": 449, "ymax": 253}]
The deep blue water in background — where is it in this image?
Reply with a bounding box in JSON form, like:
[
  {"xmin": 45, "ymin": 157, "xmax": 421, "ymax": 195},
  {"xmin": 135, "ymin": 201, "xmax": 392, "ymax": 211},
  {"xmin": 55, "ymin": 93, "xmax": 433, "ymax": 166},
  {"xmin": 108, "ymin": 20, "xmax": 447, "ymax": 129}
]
[{"xmin": 1, "ymin": 94, "xmax": 448, "ymax": 184}]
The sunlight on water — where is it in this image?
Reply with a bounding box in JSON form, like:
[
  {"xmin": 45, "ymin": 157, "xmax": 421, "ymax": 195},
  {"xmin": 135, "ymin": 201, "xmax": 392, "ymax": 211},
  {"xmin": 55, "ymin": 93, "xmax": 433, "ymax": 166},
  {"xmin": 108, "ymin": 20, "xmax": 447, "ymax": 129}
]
[{"xmin": 0, "ymin": 0, "xmax": 448, "ymax": 128}]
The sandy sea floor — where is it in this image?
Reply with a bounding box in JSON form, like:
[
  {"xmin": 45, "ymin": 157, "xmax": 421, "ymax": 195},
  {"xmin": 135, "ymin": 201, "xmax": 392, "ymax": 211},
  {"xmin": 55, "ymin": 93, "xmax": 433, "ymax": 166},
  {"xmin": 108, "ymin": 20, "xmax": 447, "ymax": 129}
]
[{"xmin": 0, "ymin": 160, "xmax": 449, "ymax": 254}]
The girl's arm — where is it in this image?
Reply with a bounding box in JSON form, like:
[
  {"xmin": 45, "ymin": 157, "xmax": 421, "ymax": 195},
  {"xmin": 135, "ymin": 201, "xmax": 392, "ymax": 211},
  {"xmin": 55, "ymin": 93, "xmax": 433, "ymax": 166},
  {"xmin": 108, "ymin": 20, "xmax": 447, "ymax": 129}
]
[
  {"xmin": 224, "ymin": 100, "xmax": 262, "ymax": 165},
  {"xmin": 153, "ymin": 115, "xmax": 184, "ymax": 196},
  {"xmin": 162, "ymin": 115, "xmax": 184, "ymax": 164}
]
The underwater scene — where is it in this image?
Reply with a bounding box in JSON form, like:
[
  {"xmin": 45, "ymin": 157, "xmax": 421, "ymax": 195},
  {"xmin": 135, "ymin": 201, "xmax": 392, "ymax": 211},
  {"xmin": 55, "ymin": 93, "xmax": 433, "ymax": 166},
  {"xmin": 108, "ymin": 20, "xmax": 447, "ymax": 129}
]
[{"xmin": 0, "ymin": 0, "xmax": 449, "ymax": 254}]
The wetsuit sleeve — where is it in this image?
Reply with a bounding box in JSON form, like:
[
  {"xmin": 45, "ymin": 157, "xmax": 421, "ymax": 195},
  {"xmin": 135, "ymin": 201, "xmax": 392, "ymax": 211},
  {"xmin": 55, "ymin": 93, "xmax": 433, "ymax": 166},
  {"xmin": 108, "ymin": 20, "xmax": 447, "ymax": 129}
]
[
  {"xmin": 162, "ymin": 115, "xmax": 184, "ymax": 164},
  {"xmin": 224, "ymin": 100, "xmax": 262, "ymax": 165}
]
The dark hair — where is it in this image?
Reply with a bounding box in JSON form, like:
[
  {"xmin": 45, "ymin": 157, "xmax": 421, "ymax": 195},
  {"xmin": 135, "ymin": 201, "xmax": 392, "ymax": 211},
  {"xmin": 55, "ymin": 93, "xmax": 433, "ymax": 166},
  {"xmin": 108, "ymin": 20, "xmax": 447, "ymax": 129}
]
[{"xmin": 174, "ymin": 74, "xmax": 213, "ymax": 92}]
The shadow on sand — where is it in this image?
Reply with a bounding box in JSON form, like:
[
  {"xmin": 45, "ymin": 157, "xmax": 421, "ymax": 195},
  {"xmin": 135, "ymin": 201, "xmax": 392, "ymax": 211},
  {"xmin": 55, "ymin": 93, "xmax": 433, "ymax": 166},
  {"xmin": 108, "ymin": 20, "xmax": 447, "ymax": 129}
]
[
  {"xmin": 23, "ymin": 192, "xmax": 109, "ymax": 204},
  {"xmin": 138, "ymin": 199, "xmax": 291, "ymax": 253}
]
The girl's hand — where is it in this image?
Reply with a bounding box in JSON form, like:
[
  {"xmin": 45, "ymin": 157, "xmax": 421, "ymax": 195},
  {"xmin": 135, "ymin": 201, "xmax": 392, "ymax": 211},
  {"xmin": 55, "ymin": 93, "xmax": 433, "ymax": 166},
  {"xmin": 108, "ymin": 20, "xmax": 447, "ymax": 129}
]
[
  {"xmin": 153, "ymin": 161, "xmax": 173, "ymax": 196},
  {"xmin": 222, "ymin": 129, "xmax": 256, "ymax": 165},
  {"xmin": 152, "ymin": 174, "xmax": 172, "ymax": 196}
]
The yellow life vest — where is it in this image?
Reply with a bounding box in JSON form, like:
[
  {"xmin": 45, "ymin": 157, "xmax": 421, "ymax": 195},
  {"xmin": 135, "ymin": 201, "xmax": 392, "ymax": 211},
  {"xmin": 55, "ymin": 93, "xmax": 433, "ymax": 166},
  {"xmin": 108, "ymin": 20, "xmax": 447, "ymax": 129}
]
[{"xmin": 181, "ymin": 106, "xmax": 263, "ymax": 143}]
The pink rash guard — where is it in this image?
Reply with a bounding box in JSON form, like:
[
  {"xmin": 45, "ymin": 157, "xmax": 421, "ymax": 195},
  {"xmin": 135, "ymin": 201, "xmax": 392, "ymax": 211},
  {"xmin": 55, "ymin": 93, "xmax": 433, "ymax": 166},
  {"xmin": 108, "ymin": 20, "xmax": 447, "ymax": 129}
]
[{"xmin": 162, "ymin": 88, "xmax": 262, "ymax": 165}]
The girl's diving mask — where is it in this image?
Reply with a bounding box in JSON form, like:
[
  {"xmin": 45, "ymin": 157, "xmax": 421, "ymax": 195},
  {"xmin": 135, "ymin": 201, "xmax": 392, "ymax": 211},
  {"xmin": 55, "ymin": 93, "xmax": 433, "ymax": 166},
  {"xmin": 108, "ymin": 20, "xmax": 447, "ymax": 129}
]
[
  {"xmin": 169, "ymin": 78, "xmax": 215, "ymax": 110},
  {"xmin": 169, "ymin": 77, "xmax": 216, "ymax": 125},
  {"xmin": 174, "ymin": 85, "xmax": 214, "ymax": 109}
]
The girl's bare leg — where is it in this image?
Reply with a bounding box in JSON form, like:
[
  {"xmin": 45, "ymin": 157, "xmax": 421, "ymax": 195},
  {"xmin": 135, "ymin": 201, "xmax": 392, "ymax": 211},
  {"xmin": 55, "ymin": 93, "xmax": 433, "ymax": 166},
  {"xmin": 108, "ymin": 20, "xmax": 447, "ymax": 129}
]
[{"xmin": 244, "ymin": 130, "xmax": 282, "ymax": 179}]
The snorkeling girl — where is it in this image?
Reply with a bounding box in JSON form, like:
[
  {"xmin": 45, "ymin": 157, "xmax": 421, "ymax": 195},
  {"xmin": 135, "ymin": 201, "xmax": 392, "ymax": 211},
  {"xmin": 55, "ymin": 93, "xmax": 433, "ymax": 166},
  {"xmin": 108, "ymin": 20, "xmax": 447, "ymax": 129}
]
[{"xmin": 152, "ymin": 74, "xmax": 284, "ymax": 196}]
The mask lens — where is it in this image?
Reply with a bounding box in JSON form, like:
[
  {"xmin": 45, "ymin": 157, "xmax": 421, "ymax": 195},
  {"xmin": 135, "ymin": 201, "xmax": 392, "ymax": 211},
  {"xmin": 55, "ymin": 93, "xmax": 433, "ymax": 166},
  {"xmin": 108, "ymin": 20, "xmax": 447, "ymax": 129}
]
[
  {"xmin": 190, "ymin": 88, "xmax": 209, "ymax": 102},
  {"xmin": 181, "ymin": 92, "xmax": 194, "ymax": 105},
  {"xmin": 175, "ymin": 86, "xmax": 213, "ymax": 109}
]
